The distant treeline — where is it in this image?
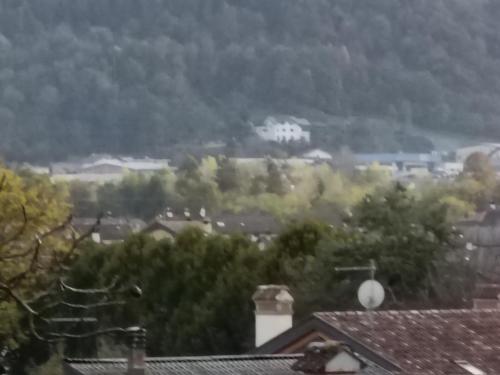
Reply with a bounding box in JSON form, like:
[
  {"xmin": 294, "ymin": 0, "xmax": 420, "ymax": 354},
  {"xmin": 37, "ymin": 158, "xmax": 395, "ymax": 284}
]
[{"xmin": 1, "ymin": 0, "xmax": 500, "ymax": 161}]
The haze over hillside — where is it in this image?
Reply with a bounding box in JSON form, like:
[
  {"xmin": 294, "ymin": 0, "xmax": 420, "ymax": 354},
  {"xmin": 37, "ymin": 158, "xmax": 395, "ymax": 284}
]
[{"xmin": 1, "ymin": 0, "xmax": 500, "ymax": 161}]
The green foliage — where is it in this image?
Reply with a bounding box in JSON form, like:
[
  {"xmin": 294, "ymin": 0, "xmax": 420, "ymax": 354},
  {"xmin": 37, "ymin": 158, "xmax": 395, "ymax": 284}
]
[
  {"xmin": 463, "ymin": 152, "xmax": 495, "ymax": 186},
  {"xmin": 1, "ymin": 1, "xmax": 499, "ymax": 160},
  {"xmin": 68, "ymin": 181, "xmax": 97, "ymax": 217},
  {"xmin": 95, "ymin": 170, "xmax": 176, "ymax": 219},
  {"xmin": 265, "ymin": 159, "xmax": 287, "ymax": 195},
  {"xmin": 216, "ymin": 156, "xmax": 240, "ymax": 192},
  {"xmin": 295, "ymin": 184, "xmax": 472, "ymax": 313},
  {"xmin": 59, "ymin": 186, "xmax": 471, "ymax": 360},
  {"xmin": 67, "ymin": 230, "xmax": 264, "ymax": 356},
  {"xmin": 26, "ymin": 351, "xmax": 63, "ymax": 375},
  {"xmin": 0, "ymin": 165, "xmax": 72, "ymax": 352}
]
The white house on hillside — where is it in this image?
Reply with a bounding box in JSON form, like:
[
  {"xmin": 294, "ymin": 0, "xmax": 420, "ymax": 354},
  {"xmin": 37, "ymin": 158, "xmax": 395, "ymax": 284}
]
[{"xmin": 254, "ymin": 116, "xmax": 310, "ymax": 143}]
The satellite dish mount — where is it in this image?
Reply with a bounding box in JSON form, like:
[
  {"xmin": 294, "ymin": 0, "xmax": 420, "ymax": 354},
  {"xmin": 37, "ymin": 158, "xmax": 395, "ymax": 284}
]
[{"xmin": 334, "ymin": 259, "xmax": 385, "ymax": 311}]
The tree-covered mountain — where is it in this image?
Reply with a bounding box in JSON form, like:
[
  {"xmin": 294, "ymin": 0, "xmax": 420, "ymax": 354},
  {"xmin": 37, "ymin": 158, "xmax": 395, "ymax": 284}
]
[{"xmin": 1, "ymin": 0, "xmax": 500, "ymax": 161}]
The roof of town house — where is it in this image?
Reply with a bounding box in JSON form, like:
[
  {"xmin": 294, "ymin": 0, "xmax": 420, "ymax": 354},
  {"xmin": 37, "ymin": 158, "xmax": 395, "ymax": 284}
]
[
  {"xmin": 212, "ymin": 211, "xmax": 282, "ymax": 235},
  {"xmin": 154, "ymin": 210, "xmax": 209, "ymax": 222},
  {"xmin": 457, "ymin": 211, "xmax": 488, "ymax": 227},
  {"xmin": 355, "ymin": 153, "xmax": 441, "ymax": 164},
  {"xmin": 64, "ymin": 353, "xmax": 391, "ymax": 375},
  {"xmin": 315, "ymin": 310, "xmax": 500, "ymax": 375},
  {"xmin": 265, "ymin": 115, "xmax": 311, "ymax": 127},
  {"xmin": 301, "ymin": 149, "xmax": 333, "ymax": 160},
  {"xmin": 81, "ymin": 157, "xmax": 169, "ymax": 172},
  {"xmin": 72, "ymin": 217, "xmax": 146, "ymax": 241},
  {"xmin": 481, "ymin": 209, "xmax": 500, "ymax": 226},
  {"xmin": 458, "ymin": 208, "xmax": 500, "ymax": 248},
  {"xmin": 143, "ymin": 220, "xmax": 207, "ymax": 236},
  {"xmin": 51, "ymin": 155, "xmax": 170, "ymax": 174},
  {"xmin": 255, "ymin": 309, "xmax": 500, "ymax": 375}
]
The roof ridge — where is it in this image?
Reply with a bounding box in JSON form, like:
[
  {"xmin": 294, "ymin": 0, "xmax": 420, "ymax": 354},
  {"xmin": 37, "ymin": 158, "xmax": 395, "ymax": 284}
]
[
  {"xmin": 65, "ymin": 354, "xmax": 303, "ymax": 363},
  {"xmin": 147, "ymin": 354, "xmax": 302, "ymax": 362},
  {"xmin": 65, "ymin": 358, "xmax": 126, "ymax": 363},
  {"xmin": 314, "ymin": 308, "xmax": 500, "ymax": 316}
]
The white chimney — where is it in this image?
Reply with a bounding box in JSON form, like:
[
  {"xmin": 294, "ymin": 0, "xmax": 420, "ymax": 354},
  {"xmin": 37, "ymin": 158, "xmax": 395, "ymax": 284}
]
[
  {"xmin": 253, "ymin": 285, "xmax": 294, "ymax": 347},
  {"xmin": 292, "ymin": 341, "xmax": 363, "ymax": 374}
]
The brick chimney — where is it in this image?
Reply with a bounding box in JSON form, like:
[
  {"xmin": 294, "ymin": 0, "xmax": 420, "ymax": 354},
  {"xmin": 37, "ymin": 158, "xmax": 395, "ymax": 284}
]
[
  {"xmin": 292, "ymin": 341, "xmax": 364, "ymax": 374},
  {"xmin": 126, "ymin": 327, "xmax": 146, "ymax": 375},
  {"xmin": 253, "ymin": 285, "xmax": 293, "ymax": 347}
]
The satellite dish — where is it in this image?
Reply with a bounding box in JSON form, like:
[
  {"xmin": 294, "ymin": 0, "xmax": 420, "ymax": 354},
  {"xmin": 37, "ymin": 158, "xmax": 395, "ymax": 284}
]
[{"xmin": 357, "ymin": 280, "xmax": 385, "ymax": 310}]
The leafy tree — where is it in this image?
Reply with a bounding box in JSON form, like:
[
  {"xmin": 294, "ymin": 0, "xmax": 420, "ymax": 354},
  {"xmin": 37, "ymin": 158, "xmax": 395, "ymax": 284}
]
[
  {"xmin": 69, "ymin": 181, "xmax": 97, "ymax": 217},
  {"xmin": 266, "ymin": 159, "xmax": 286, "ymax": 195},
  {"xmin": 216, "ymin": 156, "xmax": 240, "ymax": 192},
  {"xmin": 463, "ymin": 152, "xmax": 495, "ymax": 186},
  {"xmin": 297, "ymin": 184, "xmax": 472, "ymax": 312},
  {"xmin": 95, "ymin": 171, "xmax": 176, "ymax": 219},
  {"xmin": 66, "ymin": 230, "xmax": 265, "ymax": 356},
  {"xmin": 0, "ymin": 165, "xmax": 80, "ymax": 351},
  {"xmin": 175, "ymin": 156, "xmax": 220, "ymax": 211},
  {"xmin": 1, "ymin": 1, "xmax": 500, "ymax": 160}
]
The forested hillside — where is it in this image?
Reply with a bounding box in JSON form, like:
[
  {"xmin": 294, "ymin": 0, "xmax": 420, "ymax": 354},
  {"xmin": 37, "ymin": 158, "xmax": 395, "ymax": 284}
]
[{"xmin": 1, "ymin": 0, "xmax": 500, "ymax": 161}]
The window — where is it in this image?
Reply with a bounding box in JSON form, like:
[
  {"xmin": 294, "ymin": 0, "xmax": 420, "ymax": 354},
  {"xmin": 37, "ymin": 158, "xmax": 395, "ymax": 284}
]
[{"xmin": 454, "ymin": 360, "xmax": 486, "ymax": 375}]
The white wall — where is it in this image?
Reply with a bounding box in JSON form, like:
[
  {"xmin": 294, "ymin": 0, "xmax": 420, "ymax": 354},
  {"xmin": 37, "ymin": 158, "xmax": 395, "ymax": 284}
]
[
  {"xmin": 325, "ymin": 351, "xmax": 362, "ymax": 373},
  {"xmin": 255, "ymin": 314, "xmax": 293, "ymax": 347},
  {"xmin": 255, "ymin": 121, "xmax": 310, "ymax": 143}
]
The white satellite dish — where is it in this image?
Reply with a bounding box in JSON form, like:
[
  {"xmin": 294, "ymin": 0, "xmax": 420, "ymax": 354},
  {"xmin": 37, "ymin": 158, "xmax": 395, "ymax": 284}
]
[{"xmin": 357, "ymin": 280, "xmax": 385, "ymax": 310}]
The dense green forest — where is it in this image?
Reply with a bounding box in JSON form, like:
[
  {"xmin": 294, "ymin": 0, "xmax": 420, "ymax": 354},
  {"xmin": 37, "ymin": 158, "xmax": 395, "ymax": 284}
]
[{"xmin": 1, "ymin": 0, "xmax": 500, "ymax": 161}]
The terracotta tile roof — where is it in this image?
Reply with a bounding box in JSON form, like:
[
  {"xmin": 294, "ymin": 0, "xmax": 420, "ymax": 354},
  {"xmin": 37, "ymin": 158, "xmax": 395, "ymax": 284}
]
[
  {"xmin": 315, "ymin": 309, "xmax": 500, "ymax": 375},
  {"xmin": 64, "ymin": 354, "xmax": 390, "ymax": 375}
]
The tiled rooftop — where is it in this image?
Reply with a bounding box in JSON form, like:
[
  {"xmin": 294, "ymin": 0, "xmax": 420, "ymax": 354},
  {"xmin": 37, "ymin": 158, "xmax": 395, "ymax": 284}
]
[
  {"xmin": 66, "ymin": 355, "xmax": 298, "ymax": 375},
  {"xmin": 315, "ymin": 309, "xmax": 500, "ymax": 375},
  {"xmin": 65, "ymin": 353, "xmax": 389, "ymax": 375}
]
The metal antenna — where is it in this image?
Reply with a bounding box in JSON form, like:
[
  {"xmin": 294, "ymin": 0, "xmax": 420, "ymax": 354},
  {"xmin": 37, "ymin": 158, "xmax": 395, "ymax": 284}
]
[
  {"xmin": 334, "ymin": 259, "xmax": 377, "ymax": 280},
  {"xmin": 334, "ymin": 259, "xmax": 384, "ymax": 331}
]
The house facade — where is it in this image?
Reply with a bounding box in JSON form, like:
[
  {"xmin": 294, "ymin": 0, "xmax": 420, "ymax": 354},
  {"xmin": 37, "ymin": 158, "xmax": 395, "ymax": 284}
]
[{"xmin": 254, "ymin": 116, "xmax": 311, "ymax": 143}]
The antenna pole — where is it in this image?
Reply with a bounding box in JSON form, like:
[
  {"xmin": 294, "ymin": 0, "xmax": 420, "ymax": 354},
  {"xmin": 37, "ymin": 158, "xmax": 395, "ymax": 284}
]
[
  {"xmin": 335, "ymin": 259, "xmax": 381, "ymax": 334},
  {"xmin": 334, "ymin": 259, "xmax": 377, "ymax": 279}
]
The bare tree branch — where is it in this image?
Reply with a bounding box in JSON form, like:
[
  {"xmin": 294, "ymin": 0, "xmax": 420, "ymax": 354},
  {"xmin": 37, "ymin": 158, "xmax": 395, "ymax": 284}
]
[
  {"xmin": 0, "ymin": 207, "xmax": 129, "ymax": 345},
  {"xmin": 2, "ymin": 213, "xmax": 98, "ymax": 289},
  {"xmin": 61, "ymin": 214, "xmax": 102, "ymax": 263},
  {"xmin": 43, "ymin": 327, "xmax": 128, "ymax": 342},
  {"xmin": 38, "ymin": 300, "xmax": 126, "ymax": 314},
  {"xmin": 6, "ymin": 236, "xmax": 42, "ymax": 286},
  {"xmin": 0, "ymin": 283, "xmax": 39, "ymax": 316},
  {"xmin": 59, "ymin": 276, "xmax": 118, "ymax": 294}
]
